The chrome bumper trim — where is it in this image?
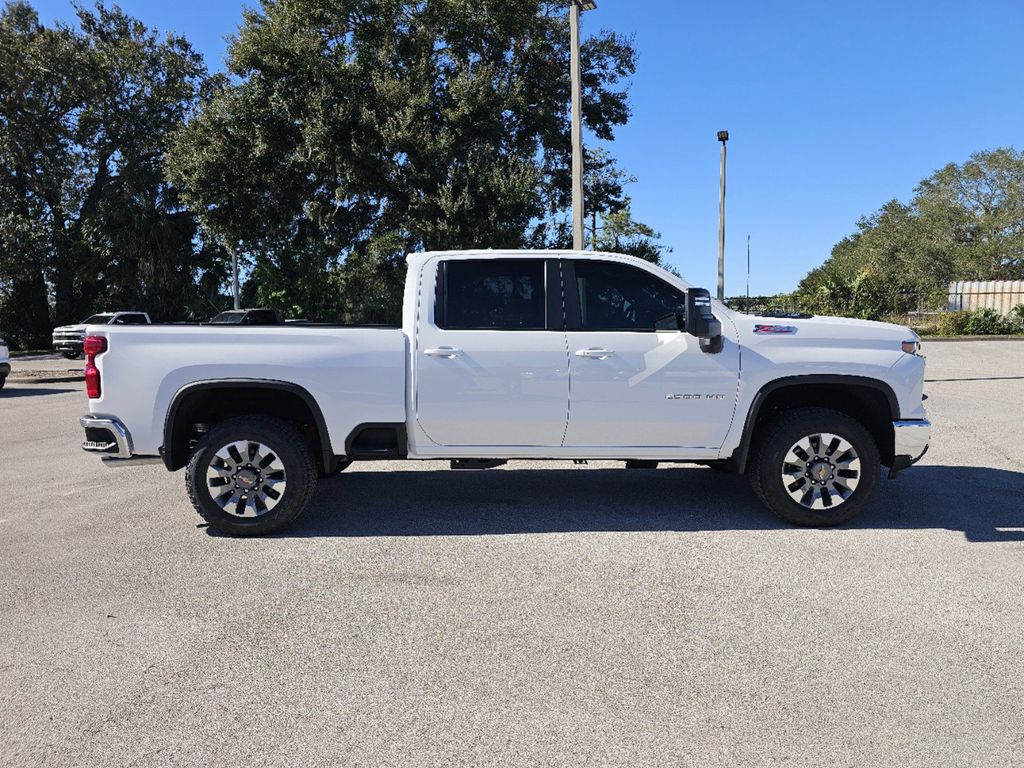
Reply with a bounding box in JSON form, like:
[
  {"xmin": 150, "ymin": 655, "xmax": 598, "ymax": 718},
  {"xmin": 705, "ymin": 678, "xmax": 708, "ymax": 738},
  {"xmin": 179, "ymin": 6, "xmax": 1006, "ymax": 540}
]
[
  {"xmin": 101, "ymin": 456, "xmax": 163, "ymax": 467},
  {"xmin": 890, "ymin": 419, "xmax": 931, "ymax": 478},
  {"xmin": 80, "ymin": 415, "xmax": 134, "ymax": 459}
]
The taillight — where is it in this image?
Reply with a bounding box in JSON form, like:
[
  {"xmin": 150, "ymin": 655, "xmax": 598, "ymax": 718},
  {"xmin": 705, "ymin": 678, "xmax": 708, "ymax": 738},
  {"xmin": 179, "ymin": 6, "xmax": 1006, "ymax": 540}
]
[{"xmin": 84, "ymin": 335, "xmax": 107, "ymax": 399}]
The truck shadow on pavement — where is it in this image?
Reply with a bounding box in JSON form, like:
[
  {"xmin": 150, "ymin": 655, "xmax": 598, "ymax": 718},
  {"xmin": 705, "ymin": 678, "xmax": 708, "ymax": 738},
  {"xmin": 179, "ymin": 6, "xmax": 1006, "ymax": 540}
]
[
  {"xmin": 283, "ymin": 464, "xmax": 1024, "ymax": 543},
  {"xmin": 0, "ymin": 386, "xmax": 76, "ymax": 398}
]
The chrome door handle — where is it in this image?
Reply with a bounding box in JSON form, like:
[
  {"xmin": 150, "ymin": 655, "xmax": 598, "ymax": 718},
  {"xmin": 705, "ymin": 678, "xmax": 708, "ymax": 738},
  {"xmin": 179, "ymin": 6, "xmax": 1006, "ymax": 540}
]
[
  {"xmin": 575, "ymin": 348, "xmax": 615, "ymax": 360},
  {"xmin": 425, "ymin": 347, "xmax": 464, "ymax": 359}
]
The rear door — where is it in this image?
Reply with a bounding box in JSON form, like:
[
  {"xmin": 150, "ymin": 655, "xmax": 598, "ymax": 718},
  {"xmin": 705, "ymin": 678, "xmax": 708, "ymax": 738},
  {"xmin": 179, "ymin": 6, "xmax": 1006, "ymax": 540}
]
[
  {"xmin": 562, "ymin": 258, "xmax": 739, "ymax": 449},
  {"xmin": 414, "ymin": 257, "xmax": 570, "ymax": 447}
]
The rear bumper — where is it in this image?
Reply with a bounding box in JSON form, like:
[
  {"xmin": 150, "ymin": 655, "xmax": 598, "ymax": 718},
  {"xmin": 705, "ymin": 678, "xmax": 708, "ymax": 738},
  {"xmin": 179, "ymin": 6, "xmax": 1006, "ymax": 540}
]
[
  {"xmin": 889, "ymin": 419, "xmax": 931, "ymax": 478},
  {"xmin": 80, "ymin": 415, "xmax": 134, "ymax": 458},
  {"xmin": 80, "ymin": 414, "xmax": 162, "ymax": 466}
]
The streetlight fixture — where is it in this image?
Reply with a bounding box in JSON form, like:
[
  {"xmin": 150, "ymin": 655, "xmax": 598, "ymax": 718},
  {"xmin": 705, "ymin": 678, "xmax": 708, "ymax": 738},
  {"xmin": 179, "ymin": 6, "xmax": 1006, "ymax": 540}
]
[
  {"xmin": 717, "ymin": 130, "xmax": 729, "ymax": 302},
  {"xmin": 570, "ymin": 0, "xmax": 597, "ymax": 251}
]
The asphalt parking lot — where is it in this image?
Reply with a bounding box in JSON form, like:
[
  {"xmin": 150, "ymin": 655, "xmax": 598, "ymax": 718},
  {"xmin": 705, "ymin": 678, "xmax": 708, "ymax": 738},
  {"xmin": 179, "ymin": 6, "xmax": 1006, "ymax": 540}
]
[{"xmin": 1, "ymin": 341, "xmax": 1022, "ymax": 767}]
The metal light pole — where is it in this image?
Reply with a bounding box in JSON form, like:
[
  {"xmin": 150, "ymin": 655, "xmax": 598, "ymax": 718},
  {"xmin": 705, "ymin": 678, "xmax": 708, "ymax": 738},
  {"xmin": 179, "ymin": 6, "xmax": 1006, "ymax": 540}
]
[
  {"xmin": 230, "ymin": 244, "xmax": 240, "ymax": 310},
  {"xmin": 746, "ymin": 234, "xmax": 751, "ymax": 309},
  {"xmin": 717, "ymin": 130, "xmax": 729, "ymax": 302},
  {"xmin": 570, "ymin": 1, "xmax": 597, "ymax": 251}
]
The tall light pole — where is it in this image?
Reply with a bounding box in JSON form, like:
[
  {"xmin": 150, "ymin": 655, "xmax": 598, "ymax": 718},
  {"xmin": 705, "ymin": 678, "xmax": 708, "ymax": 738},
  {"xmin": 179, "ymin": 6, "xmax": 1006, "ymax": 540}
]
[
  {"xmin": 717, "ymin": 130, "xmax": 729, "ymax": 302},
  {"xmin": 570, "ymin": 0, "xmax": 596, "ymax": 251},
  {"xmin": 230, "ymin": 243, "xmax": 240, "ymax": 310}
]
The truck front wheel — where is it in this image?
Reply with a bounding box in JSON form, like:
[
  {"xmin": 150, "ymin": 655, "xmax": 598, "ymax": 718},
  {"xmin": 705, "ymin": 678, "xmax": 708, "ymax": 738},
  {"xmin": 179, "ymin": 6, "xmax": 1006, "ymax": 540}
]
[
  {"xmin": 185, "ymin": 416, "xmax": 318, "ymax": 536},
  {"xmin": 749, "ymin": 407, "xmax": 880, "ymax": 527}
]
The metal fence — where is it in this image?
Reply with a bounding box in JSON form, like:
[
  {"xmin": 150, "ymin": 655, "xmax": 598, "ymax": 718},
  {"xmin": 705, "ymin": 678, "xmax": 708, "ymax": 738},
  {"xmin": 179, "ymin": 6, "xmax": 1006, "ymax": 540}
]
[{"xmin": 947, "ymin": 281, "xmax": 1024, "ymax": 314}]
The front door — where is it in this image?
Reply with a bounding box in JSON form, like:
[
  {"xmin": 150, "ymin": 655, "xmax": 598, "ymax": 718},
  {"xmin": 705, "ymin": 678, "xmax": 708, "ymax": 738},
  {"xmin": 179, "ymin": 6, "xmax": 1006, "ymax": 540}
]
[
  {"xmin": 561, "ymin": 259, "xmax": 739, "ymax": 449},
  {"xmin": 414, "ymin": 257, "xmax": 570, "ymax": 447}
]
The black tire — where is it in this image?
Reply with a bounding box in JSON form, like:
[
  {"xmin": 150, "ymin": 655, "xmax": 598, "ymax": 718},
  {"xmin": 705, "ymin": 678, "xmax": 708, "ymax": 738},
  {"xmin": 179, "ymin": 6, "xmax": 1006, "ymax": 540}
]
[
  {"xmin": 0, "ymin": 376, "xmax": 5, "ymax": 390},
  {"xmin": 61, "ymin": 350, "xmax": 82, "ymax": 360},
  {"xmin": 749, "ymin": 407, "xmax": 880, "ymax": 527},
  {"xmin": 185, "ymin": 416, "xmax": 318, "ymax": 536}
]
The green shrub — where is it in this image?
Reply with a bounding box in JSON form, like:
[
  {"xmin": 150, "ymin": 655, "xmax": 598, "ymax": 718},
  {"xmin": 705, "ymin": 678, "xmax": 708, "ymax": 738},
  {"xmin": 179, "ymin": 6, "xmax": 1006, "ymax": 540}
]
[
  {"xmin": 937, "ymin": 307, "xmax": 1021, "ymax": 336},
  {"xmin": 1012, "ymin": 304, "xmax": 1024, "ymax": 326}
]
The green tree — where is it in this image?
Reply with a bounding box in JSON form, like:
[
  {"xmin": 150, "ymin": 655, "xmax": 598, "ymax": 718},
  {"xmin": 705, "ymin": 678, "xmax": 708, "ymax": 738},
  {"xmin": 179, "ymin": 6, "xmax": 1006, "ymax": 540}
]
[
  {"xmin": 0, "ymin": 1, "xmax": 213, "ymax": 347},
  {"xmin": 167, "ymin": 0, "xmax": 640, "ymax": 322},
  {"xmin": 796, "ymin": 148, "xmax": 1024, "ymax": 319}
]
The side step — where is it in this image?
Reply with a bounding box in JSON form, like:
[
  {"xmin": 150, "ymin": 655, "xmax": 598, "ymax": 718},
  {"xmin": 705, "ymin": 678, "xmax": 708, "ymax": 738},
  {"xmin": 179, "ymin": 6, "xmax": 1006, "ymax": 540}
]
[{"xmin": 450, "ymin": 459, "xmax": 508, "ymax": 470}]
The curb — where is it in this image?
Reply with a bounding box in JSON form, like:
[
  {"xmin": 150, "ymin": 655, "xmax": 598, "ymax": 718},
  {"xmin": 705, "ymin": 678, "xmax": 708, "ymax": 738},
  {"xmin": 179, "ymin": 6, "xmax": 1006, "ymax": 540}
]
[
  {"xmin": 921, "ymin": 335, "xmax": 1024, "ymax": 342},
  {"xmin": 9, "ymin": 374, "xmax": 84, "ymax": 384}
]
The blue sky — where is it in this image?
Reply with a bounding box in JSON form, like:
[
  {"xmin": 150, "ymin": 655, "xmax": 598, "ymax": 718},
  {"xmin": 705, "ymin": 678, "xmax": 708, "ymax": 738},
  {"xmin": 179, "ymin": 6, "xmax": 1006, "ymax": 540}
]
[{"xmin": 29, "ymin": 0, "xmax": 1024, "ymax": 294}]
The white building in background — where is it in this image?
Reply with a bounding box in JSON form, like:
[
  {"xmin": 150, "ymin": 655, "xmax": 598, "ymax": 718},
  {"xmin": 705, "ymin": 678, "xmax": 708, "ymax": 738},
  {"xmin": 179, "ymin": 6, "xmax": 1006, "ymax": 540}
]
[{"xmin": 948, "ymin": 280, "xmax": 1024, "ymax": 314}]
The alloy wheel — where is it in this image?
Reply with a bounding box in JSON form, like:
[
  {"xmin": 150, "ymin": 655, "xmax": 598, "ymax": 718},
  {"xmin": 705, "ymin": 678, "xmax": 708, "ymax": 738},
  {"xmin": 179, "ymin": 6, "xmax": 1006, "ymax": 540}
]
[{"xmin": 780, "ymin": 432, "xmax": 861, "ymax": 510}]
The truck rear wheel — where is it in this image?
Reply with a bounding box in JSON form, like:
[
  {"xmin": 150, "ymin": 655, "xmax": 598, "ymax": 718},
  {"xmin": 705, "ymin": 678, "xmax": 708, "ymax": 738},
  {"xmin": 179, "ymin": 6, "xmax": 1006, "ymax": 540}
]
[
  {"xmin": 749, "ymin": 407, "xmax": 880, "ymax": 527},
  {"xmin": 185, "ymin": 416, "xmax": 318, "ymax": 536}
]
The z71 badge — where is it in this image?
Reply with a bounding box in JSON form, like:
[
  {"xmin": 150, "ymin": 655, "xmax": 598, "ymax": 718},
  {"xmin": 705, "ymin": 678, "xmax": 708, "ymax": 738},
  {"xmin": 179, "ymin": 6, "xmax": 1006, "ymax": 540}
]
[{"xmin": 754, "ymin": 324, "xmax": 798, "ymax": 335}]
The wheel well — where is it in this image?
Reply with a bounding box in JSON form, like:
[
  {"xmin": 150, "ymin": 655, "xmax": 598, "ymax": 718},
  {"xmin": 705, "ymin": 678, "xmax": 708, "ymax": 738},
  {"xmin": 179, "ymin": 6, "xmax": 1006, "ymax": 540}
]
[
  {"xmin": 738, "ymin": 381, "xmax": 896, "ymax": 471},
  {"xmin": 163, "ymin": 383, "xmax": 332, "ymax": 472}
]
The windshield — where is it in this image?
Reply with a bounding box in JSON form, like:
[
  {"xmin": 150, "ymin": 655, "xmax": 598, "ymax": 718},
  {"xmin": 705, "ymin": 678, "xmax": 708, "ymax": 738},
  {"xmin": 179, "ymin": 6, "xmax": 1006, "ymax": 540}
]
[{"xmin": 82, "ymin": 314, "xmax": 113, "ymax": 324}]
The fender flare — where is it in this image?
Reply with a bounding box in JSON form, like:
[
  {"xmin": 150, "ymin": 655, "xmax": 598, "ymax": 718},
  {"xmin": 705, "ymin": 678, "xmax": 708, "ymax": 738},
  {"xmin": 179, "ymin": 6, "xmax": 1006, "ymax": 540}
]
[
  {"xmin": 161, "ymin": 379, "xmax": 334, "ymax": 471},
  {"xmin": 729, "ymin": 374, "xmax": 900, "ymax": 473}
]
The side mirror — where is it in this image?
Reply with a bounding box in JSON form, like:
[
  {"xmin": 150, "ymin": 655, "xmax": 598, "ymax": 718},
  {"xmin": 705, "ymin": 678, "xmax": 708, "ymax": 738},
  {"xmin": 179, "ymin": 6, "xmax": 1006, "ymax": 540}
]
[{"xmin": 685, "ymin": 288, "xmax": 723, "ymax": 354}]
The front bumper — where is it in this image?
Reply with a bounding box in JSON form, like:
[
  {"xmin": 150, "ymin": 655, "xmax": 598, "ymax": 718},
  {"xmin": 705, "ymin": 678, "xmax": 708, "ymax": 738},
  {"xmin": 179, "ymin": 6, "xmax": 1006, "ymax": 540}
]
[
  {"xmin": 53, "ymin": 339, "xmax": 83, "ymax": 352},
  {"xmin": 889, "ymin": 419, "xmax": 931, "ymax": 478}
]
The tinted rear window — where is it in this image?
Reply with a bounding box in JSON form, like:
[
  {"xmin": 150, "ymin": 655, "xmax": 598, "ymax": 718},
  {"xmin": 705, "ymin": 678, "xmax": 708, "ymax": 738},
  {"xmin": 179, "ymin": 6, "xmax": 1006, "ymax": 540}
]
[{"xmin": 441, "ymin": 260, "xmax": 546, "ymax": 330}]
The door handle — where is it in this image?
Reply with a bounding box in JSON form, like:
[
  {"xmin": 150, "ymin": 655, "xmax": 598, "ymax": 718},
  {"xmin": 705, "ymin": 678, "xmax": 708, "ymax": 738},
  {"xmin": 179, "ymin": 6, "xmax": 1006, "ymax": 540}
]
[
  {"xmin": 425, "ymin": 347, "xmax": 464, "ymax": 359},
  {"xmin": 575, "ymin": 348, "xmax": 615, "ymax": 360}
]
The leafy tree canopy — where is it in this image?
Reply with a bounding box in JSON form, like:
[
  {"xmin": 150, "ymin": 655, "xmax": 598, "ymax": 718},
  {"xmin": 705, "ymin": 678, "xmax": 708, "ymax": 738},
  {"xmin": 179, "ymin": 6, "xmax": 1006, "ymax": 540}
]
[
  {"xmin": 795, "ymin": 148, "xmax": 1024, "ymax": 319},
  {"xmin": 167, "ymin": 0, "xmax": 641, "ymax": 321},
  {"xmin": 0, "ymin": 1, "xmax": 216, "ymax": 347}
]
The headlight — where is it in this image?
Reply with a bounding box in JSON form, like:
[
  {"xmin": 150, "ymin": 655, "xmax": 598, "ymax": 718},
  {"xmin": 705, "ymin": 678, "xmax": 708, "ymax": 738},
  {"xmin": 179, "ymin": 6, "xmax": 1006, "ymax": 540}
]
[{"xmin": 901, "ymin": 339, "xmax": 921, "ymax": 355}]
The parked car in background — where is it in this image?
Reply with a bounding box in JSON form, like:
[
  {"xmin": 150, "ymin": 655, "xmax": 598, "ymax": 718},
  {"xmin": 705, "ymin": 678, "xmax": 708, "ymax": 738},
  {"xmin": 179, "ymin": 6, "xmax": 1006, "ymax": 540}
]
[
  {"xmin": 52, "ymin": 312, "xmax": 151, "ymax": 359},
  {"xmin": 78, "ymin": 249, "xmax": 930, "ymax": 536},
  {"xmin": 208, "ymin": 309, "xmax": 284, "ymax": 326},
  {"xmin": 0, "ymin": 335, "xmax": 9, "ymax": 389}
]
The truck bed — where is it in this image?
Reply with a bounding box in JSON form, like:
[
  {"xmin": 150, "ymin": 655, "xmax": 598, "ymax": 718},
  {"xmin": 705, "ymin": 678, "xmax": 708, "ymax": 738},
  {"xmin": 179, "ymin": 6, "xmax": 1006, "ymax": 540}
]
[{"xmin": 87, "ymin": 325, "xmax": 408, "ymax": 458}]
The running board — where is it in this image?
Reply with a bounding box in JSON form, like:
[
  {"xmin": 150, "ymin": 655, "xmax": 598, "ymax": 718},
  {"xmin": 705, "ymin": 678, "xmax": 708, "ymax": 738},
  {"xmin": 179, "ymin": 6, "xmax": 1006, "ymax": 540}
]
[{"xmin": 450, "ymin": 459, "xmax": 508, "ymax": 470}]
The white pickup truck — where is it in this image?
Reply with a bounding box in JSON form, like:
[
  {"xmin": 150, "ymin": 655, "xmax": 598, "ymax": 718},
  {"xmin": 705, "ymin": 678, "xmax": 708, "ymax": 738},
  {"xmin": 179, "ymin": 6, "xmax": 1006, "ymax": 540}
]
[
  {"xmin": 0, "ymin": 334, "xmax": 9, "ymax": 389},
  {"xmin": 78, "ymin": 250, "xmax": 930, "ymax": 535}
]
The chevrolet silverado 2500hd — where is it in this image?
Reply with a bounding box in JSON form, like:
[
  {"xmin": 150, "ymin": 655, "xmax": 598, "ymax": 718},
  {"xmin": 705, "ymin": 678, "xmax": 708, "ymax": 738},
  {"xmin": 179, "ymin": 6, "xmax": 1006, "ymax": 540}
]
[{"xmin": 78, "ymin": 250, "xmax": 930, "ymax": 535}]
